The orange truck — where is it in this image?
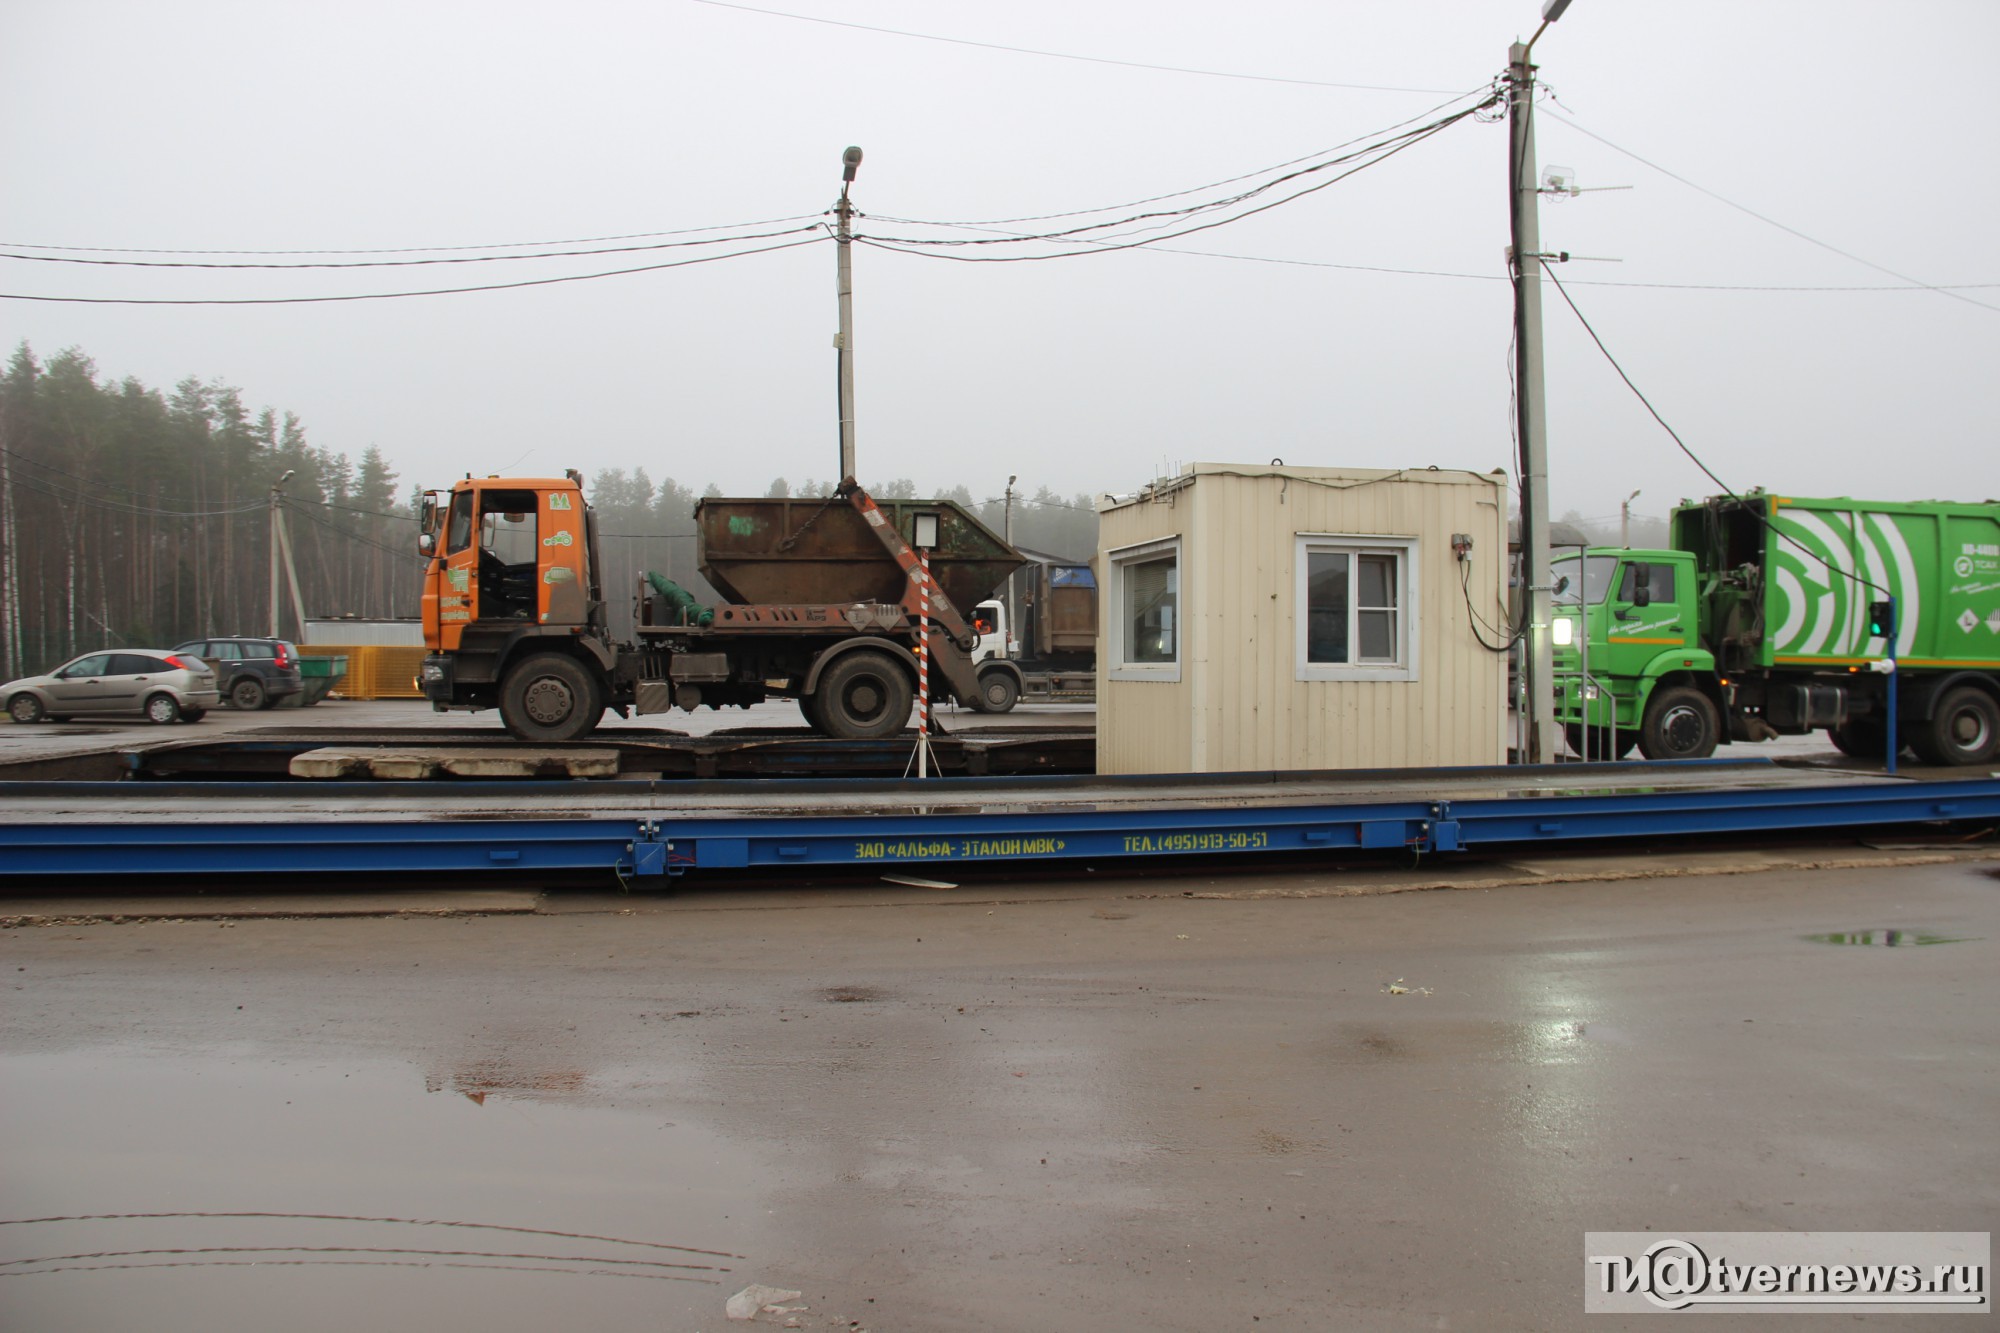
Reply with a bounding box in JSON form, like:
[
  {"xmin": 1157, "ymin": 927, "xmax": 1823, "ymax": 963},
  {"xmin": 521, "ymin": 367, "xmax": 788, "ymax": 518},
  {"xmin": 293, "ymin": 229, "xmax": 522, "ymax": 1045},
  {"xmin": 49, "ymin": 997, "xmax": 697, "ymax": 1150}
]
[{"xmin": 417, "ymin": 472, "xmax": 1025, "ymax": 742}]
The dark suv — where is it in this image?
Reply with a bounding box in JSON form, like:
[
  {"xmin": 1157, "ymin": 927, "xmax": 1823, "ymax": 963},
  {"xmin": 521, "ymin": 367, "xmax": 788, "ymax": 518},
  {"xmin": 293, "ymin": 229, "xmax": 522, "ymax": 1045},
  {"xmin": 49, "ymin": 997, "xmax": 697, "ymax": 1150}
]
[{"xmin": 172, "ymin": 638, "xmax": 305, "ymax": 710}]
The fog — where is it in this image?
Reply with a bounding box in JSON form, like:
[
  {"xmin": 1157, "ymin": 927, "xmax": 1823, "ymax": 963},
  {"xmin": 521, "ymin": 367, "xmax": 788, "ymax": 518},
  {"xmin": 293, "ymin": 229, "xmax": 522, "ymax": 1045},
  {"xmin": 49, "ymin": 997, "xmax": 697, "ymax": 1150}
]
[{"xmin": 4, "ymin": 0, "xmax": 1994, "ymax": 526}]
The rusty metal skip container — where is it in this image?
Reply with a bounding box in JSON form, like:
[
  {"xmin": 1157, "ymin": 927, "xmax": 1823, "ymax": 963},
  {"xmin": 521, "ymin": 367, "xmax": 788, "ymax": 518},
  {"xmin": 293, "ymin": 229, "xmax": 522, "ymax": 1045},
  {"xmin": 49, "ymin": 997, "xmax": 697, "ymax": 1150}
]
[{"xmin": 696, "ymin": 493, "xmax": 1024, "ymax": 612}]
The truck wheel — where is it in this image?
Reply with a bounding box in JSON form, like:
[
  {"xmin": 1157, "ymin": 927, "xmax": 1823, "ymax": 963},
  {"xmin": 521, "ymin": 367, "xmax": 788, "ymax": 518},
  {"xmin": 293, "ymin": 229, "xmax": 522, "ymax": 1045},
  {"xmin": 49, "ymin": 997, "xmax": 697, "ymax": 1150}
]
[
  {"xmin": 973, "ymin": 665, "xmax": 1020, "ymax": 714},
  {"xmin": 1564, "ymin": 722, "xmax": 1635, "ymax": 760},
  {"xmin": 1827, "ymin": 717, "xmax": 1889, "ymax": 759},
  {"xmin": 813, "ymin": 651, "xmax": 913, "ymax": 740},
  {"xmin": 500, "ymin": 653, "xmax": 605, "ymax": 743},
  {"xmin": 1637, "ymin": 686, "xmax": 1719, "ymax": 760},
  {"xmin": 229, "ymin": 677, "xmax": 268, "ymax": 710},
  {"xmin": 1910, "ymin": 687, "xmax": 2000, "ymax": 766}
]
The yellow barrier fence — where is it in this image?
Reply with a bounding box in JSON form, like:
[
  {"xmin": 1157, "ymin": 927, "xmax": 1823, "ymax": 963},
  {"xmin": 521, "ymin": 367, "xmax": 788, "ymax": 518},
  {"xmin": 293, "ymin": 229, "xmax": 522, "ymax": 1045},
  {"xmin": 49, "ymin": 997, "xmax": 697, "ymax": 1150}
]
[{"xmin": 301, "ymin": 645, "xmax": 428, "ymax": 699}]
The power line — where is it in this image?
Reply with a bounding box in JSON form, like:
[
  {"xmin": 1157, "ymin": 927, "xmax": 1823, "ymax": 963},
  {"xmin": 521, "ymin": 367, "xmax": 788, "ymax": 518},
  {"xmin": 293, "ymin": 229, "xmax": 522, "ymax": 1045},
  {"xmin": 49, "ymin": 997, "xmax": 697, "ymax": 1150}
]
[
  {"xmin": 4, "ymin": 470, "xmax": 268, "ymax": 519},
  {"xmin": 0, "ymin": 234, "xmax": 827, "ymax": 305},
  {"xmin": 691, "ymin": 0, "xmax": 1467, "ymax": 95},
  {"xmin": 0, "ymin": 223, "xmax": 823, "ymax": 271},
  {"xmin": 867, "ymin": 102, "xmax": 1492, "ymax": 254},
  {"xmin": 1542, "ymin": 106, "xmax": 2000, "ymax": 317},
  {"xmin": 2, "ymin": 448, "xmax": 275, "ymax": 518},
  {"xmin": 281, "ymin": 497, "xmax": 427, "ymax": 563},
  {"xmin": 1541, "ymin": 266, "xmax": 1733, "ymax": 497},
  {"xmin": 0, "ymin": 213, "xmax": 827, "ymax": 258},
  {"xmin": 861, "ymin": 106, "xmax": 1484, "ymax": 264},
  {"xmin": 1541, "ymin": 264, "xmax": 1887, "ymax": 597},
  {"xmin": 871, "ymin": 85, "xmax": 1498, "ymax": 233}
]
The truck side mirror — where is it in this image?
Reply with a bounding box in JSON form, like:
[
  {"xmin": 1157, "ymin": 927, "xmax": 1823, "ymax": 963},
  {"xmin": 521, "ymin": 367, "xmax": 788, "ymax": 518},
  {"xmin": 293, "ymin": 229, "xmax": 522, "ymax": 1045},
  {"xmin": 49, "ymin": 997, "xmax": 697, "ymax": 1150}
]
[
  {"xmin": 417, "ymin": 531, "xmax": 436, "ymax": 557},
  {"xmin": 1632, "ymin": 562, "xmax": 1651, "ymax": 608}
]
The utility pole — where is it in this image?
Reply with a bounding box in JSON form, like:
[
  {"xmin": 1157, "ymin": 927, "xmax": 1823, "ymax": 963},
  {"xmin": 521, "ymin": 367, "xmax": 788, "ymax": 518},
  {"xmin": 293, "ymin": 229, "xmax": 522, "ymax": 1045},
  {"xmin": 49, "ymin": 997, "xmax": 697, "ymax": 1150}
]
[
  {"xmin": 270, "ymin": 470, "xmax": 293, "ymax": 638},
  {"xmin": 835, "ymin": 145, "xmax": 863, "ymax": 484},
  {"xmin": 1004, "ymin": 474, "xmax": 1018, "ymax": 652},
  {"xmin": 1508, "ymin": 0, "xmax": 1572, "ymax": 765},
  {"xmin": 268, "ymin": 471, "xmax": 307, "ymax": 642},
  {"xmin": 0, "ymin": 422, "xmax": 17, "ymax": 678},
  {"xmin": 1621, "ymin": 489, "xmax": 1641, "ymax": 547}
]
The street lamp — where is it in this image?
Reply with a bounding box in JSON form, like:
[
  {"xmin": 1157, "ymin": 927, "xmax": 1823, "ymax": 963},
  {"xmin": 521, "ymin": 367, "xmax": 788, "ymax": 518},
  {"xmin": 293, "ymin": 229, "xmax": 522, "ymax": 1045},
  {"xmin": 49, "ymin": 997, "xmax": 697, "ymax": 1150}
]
[
  {"xmin": 835, "ymin": 146, "xmax": 864, "ymax": 486},
  {"xmin": 1621, "ymin": 489, "xmax": 1641, "ymax": 547}
]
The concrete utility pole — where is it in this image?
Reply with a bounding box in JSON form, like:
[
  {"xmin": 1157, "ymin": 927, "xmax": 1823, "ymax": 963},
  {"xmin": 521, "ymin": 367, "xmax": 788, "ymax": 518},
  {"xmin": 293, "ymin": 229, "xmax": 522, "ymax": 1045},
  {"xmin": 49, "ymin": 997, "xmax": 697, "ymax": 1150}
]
[
  {"xmin": 1004, "ymin": 474, "xmax": 1018, "ymax": 651},
  {"xmin": 1508, "ymin": 0, "xmax": 1572, "ymax": 765},
  {"xmin": 1621, "ymin": 488, "xmax": 1641, "ymax": 547},
  {"xmin": 835, "ymin": 146, "xmax": 863, "ymax": 484},
  {"xmin": 270, "ymin": 470, "xmax": 294, "ymax": 638}
]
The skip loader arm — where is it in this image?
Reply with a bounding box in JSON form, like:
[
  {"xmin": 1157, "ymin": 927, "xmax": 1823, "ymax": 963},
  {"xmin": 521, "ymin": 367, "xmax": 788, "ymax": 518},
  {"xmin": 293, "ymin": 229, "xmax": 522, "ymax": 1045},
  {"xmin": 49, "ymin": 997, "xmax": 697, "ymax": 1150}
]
[{"xmin": 841, "ymin": 477, "xmax": 984, "ymax": 702}]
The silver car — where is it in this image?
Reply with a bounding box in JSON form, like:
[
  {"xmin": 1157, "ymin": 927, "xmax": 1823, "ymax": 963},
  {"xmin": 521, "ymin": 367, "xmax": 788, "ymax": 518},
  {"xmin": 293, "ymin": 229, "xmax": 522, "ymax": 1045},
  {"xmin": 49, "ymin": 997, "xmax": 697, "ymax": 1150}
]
[{"xmin": 3, "ymin": 649, "xmax": 221, "ymax": 725}]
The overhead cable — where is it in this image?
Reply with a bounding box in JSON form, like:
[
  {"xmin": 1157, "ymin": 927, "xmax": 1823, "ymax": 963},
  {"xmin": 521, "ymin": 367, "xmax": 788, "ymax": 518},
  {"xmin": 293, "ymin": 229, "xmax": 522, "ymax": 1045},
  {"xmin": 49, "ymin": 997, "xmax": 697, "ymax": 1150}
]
[
  {"xmin": 0, "ymin": 234, "xmax": 828, "ymax": 305},
  {"xmin": 1543, "ymin": 106, "xmax": 1999, "ymax": 316},
  {"xmin": 0, "ymin": 223, "xmax": 823, "ymax": 271},
  {"xmin": 691, "ymin": 0, "xmax": 1467, "ymax": 95},
  {"xmin": 0, "ymin": 213, "xmax": 827, "ymax": 258},
  {"xmin": 860, "ymin": 109, "xmax": 1485, "ymax": 265},
  {"xmin": 872, "ymin": 84, "xmax": 1498, "ymax": 232},
  {"xmin": 865, "ymin": 102, "xmax": 1493, "ymax": 254}
]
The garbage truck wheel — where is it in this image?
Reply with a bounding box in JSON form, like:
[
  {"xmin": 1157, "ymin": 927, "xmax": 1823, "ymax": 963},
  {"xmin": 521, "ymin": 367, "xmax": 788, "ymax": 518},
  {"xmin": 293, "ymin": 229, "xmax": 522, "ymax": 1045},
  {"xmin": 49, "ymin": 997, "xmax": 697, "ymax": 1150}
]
[
  {"xmin": 814, "ymin": 651, "xmax": 913, "ymax": 740},
  {"xmin": 1910, "ymin": 687, "xmax": 1999, "ymax": 766},
  {"xmin": 973, "ymin": 665, "xmax": 1020, "ymax": 714},
  {"xmin": 1637, "ymin": 686, "xmax": 1719, "ymax": 760},
  {"xmin": 500, "ymin": 653, "xmax": 605, "ymax": 743}
]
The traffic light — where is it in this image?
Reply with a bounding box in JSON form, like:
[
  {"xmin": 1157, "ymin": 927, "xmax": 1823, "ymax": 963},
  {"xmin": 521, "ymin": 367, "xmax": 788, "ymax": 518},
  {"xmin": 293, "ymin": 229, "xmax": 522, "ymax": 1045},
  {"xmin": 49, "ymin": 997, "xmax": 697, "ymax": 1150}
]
[{"xmin": 1867, "ymin": 599, "xmax": 1896, "ymax": 640}]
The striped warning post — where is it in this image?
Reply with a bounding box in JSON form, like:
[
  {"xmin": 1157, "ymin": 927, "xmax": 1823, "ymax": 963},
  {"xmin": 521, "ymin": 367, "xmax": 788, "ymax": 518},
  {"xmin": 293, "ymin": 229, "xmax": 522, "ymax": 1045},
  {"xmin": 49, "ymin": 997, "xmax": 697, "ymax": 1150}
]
[{"xmin": 917, "ymin": 547, "xmax": 930, "ymax": 748}]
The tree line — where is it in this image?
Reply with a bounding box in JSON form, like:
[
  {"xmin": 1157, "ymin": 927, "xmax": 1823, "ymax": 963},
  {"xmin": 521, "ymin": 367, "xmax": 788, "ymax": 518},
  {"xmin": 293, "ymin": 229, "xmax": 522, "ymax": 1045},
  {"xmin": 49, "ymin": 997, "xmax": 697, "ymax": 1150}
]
[
  {"xmin": 0, "ymin": 344, "xmax": 412, "ymax": 680},
  {"xmin": 0, "ymin": 343, "xmax": 1100, "ymax": 677}
]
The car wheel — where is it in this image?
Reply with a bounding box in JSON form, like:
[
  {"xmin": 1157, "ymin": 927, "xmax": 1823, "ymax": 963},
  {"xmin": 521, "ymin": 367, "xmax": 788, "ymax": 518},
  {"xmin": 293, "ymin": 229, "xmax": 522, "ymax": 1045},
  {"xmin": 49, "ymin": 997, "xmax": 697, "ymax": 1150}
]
[
  {"xmin": 7, "ymin": 692, "xmax": 46, "ymax": 724},
  {"xmin": 1637, "ymin": 686, "xmax": 1720, "ymax": 760},
  {"xmin": 144, "ymin": 693, "xmax": 182, "ymax": 725},
  {"xmin": 230, "ymin": 677, "xmax": 268, "ymax": 710}
]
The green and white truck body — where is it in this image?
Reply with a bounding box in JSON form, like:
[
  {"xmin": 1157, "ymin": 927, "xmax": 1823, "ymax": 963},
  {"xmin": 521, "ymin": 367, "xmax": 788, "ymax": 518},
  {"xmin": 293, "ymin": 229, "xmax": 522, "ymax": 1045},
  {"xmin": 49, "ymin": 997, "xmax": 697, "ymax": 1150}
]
[{"xmin": 1551, "ymin": 491, "xmax": 2000, "ymax": 765}]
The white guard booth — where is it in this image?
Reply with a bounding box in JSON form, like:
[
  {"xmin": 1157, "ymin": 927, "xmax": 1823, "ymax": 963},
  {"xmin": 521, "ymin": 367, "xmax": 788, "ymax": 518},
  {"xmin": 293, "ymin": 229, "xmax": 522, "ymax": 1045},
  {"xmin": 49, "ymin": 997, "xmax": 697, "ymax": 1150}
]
[{"xmin": 1095, "ymin": 463, "xmax": 1510, "ymax": 775}]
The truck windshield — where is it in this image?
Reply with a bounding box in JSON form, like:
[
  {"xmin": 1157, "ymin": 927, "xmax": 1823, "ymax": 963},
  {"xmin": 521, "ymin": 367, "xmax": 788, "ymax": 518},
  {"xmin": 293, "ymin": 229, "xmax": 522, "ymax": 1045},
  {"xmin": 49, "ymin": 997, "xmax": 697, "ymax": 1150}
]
[{"xmin": 1551, "ymin": 554, "xmax": 1619, "ymax": 606}]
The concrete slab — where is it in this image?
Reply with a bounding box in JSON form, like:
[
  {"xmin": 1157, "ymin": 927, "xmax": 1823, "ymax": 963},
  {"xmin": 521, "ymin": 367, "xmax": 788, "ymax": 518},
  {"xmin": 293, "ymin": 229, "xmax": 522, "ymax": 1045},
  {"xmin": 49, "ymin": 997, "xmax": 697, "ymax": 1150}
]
[{"xmin": 288, "ymin": 746, "xmax": 620, "ymax": 780}]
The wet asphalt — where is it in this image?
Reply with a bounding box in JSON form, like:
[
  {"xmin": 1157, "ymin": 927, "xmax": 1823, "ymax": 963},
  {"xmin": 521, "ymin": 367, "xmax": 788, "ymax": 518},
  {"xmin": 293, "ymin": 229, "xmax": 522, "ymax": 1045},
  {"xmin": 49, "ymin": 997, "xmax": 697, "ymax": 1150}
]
[{"xmin": 3, "ymin": 854, "xmax": 1996, "ymax": 1330}]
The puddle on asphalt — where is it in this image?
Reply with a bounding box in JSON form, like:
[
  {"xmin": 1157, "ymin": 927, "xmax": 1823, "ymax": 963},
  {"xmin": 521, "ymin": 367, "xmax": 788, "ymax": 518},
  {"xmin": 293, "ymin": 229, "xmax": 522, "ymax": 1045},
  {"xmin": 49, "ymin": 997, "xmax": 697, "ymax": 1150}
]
[
  {"xmin": 1801, "ymin": 930, "xmax": 1979, "ymax": 947},
  {"xmin": 0, "ymin": 1050, "xmax": 776, "ymax": 1332}
]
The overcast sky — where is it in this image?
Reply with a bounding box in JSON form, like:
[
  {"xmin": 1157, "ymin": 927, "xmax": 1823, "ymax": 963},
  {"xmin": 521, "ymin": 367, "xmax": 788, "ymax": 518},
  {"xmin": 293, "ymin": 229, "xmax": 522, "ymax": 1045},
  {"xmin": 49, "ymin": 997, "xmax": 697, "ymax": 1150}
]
[{"xmin": 3, "ymin": 0, "xmax": 1994, "ymax": 527}]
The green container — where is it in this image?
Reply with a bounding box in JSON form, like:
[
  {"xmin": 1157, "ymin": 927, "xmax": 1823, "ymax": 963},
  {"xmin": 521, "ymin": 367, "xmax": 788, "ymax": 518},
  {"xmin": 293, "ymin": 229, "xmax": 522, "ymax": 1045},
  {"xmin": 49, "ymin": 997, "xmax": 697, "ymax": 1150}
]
[{"xmin": 288, "ymin": 654, "xmax": 349, "ymax": 707}]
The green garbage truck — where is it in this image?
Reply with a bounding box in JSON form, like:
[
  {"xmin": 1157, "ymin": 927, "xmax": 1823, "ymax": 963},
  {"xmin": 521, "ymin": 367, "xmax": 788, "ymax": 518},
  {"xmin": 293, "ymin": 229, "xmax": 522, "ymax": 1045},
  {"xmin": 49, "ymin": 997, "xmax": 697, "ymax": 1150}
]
[{"xmin": 1550, "ymin": 491, "xmax": 2000, "ymax": 765}]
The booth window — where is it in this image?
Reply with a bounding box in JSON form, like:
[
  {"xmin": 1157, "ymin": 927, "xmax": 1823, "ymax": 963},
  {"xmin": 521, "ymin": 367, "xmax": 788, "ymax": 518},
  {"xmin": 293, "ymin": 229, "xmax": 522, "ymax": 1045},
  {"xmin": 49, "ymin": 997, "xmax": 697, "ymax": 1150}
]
[
  {"xmin": 1109, "ymin": 537, "xmax": 1181, "ymax": 681},
  {"xmin": 1296, "ymin": 535, "xmax": 1419, "ymax": 682}
]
